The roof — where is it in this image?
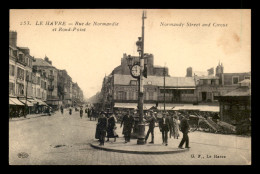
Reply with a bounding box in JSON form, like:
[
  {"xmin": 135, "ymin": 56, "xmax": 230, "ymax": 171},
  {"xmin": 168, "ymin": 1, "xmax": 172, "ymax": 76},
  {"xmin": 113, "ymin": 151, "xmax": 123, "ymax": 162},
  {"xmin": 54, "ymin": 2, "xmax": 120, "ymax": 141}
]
[
  {"xmin": 196, "ymin": 76, "xmax": 219, "ymax": 80},
  {"xmin": 113, "ymin": 74, "xmax": 196, "ymax": 87},
  {"xmin": 223, "ymin": 86, "xmax": 251, "ymax": 97},
  {"xmin": 32, "ymin": 58, "xmax": 55, "ymax": 68}
]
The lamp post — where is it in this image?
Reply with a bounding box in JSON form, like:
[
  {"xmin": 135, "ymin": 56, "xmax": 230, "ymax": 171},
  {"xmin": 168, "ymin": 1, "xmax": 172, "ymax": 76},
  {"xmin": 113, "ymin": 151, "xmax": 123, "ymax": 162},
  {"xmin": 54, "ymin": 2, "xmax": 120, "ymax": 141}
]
[{"xmin": 126, "ymin": 11, "xmax": 147, "ymax": 145}]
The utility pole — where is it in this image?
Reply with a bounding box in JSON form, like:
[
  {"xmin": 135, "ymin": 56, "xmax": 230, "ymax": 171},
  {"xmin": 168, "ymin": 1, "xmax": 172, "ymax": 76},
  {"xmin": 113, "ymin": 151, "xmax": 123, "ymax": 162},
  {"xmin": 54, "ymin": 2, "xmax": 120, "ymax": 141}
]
[{"xmin": 137, "ymin": 11, "xmax": 147, "ymax": 145}]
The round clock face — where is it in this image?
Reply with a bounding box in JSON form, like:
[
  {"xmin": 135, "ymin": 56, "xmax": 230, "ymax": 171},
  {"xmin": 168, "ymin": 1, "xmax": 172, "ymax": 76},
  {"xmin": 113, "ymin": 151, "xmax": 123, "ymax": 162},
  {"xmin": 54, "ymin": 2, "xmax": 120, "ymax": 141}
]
[{"xmin": 131, "ymin": 65, "xmax": 141, "ymax": 78}]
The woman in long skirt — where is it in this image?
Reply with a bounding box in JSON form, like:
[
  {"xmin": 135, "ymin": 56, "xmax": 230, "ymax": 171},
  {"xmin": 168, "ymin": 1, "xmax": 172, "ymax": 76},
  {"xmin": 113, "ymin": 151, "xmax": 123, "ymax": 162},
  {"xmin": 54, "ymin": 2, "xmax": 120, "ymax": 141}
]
[
  {"xmin": 106, "ymin": 114, "xmax": 119, "ymax": 142},
  {"xmin": 172, "ymin": 115, "xmax": 180, "ymax": 139}
]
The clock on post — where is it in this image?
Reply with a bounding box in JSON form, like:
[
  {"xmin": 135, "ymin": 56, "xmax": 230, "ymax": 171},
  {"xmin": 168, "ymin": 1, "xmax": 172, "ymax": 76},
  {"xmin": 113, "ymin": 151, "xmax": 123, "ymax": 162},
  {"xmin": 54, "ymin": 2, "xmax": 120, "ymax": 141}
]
[{"xmin": 130, "ymin": 63, "xmax": 141, "ymax": 79}]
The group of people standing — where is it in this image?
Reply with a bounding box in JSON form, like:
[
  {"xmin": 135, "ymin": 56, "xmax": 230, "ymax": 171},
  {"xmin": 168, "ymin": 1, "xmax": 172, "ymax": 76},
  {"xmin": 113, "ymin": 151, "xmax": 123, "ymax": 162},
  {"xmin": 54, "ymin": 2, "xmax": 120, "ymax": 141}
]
[
  {"xmin": 156, "ymin": 112, "xmax": 190, "ymax": 149},
  {"xmin": 95, "ymin": 112, "xmax": 119, "ymax": 146},
  {"xmin": 94, "ymin": 109, "xmax": 190, "ymax": 149}
]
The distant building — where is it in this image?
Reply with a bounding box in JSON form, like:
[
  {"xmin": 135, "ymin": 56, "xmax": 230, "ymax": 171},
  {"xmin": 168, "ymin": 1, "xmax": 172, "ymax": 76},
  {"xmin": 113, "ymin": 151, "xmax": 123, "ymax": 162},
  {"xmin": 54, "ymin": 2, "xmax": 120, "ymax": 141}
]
[
  {"xmin": 193, "ymin": 62, "xmax": 251, "ymax": 104},
  {"xmin": 58, "ymin": 70, "xmax": 73, "ymax": 107}
]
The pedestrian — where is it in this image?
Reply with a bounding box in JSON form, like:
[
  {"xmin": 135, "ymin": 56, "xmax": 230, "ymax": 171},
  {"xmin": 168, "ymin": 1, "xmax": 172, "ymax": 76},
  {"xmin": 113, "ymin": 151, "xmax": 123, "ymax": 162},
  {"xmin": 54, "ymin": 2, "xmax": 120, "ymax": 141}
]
[
  {"xmin": 106, "ymin": 114, "xmax": 119, "ymax": 142},
  {"xmin": 145, "ymin": 111, "xmax": 157, "ymax": 144},
  {"xmin": 80, "ymin": 107, "xmax": 83, "ymax": 119},
  {"xmin": 60, "ymin": 105, "xmax": 64, "ymax": 115},
  {"xmin": 178, "ymin": 114, "xmax": 191, "ymax": 149},
  {"xmin": 171, "ymin": 115, "xmax": 180, "ymax": 139},
  {"xmin": 158, "ymin": 112, "xmax": 170, "ymax": 146},
  {"xmin": 48, "ymin": 107, "xmax": 52, "ymax": 116},
  {"xmin": 69, "ymin": 106, "xmax": 72, "ymax": 115},
  {"xmin": 96, "ymin": 113, "xmax": 108, "ymax": 146},
  {"xmin": 120, "ymin": 111, "xmax": 134, "ymax": 143}
]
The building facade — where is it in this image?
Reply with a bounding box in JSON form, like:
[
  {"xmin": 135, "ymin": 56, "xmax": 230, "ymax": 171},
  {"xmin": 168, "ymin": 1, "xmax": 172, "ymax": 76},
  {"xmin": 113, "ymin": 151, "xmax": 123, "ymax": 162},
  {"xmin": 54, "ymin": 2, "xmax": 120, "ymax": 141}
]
[{"xmin": 100, "ymin": 53, "xmax": 197, "ymax": 111}]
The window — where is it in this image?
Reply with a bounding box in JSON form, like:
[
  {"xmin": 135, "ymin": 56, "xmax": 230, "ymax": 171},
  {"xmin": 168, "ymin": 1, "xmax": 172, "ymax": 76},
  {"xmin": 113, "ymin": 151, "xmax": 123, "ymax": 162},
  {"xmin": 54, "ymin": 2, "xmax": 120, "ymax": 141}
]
[
  {"xmin": 17, "ymin": 83, "xmax": 24, "ymax": 95},
  {"xmin": 9, "ymin": 65, "xmax": 15, "ymax": 76},
  {"xmin": 148, "ymin": 92, "xmax": 153, "ymax": 100},
  {"xmin": 37, "ymin": 77, "xmax": 40, "ymax": 85},
  {"xmin": 37, "ymin": 88, "xmax": 40, "ymax": 98},
  {"xmin": 203, "ymin": 80, "xmax": 207, "ymax": 85},
  {"xmin": 50, "ymin": 70, "xmax": 53, "ymax": 75},
  {"xmin": 232, "ymin": 76, "xmax": 239, "ymax": 85},
  {"xmin": 9, "ymin": 82, "xmax": 15, "ymax": 95},
  {"xmin": 117, "ymin": 91, "xmax": 126, "ymax": 100},
  {"xmin": 130, "ymin": 80, "xmax": 137, "ymax": 85},
  {"xmin": 17, "ymin": 67, "xmax": 24, "ymax": 80},
  {"xmin": 244, "ymin": 76, "xmax": 251, "ymax": 80},
  {"xmin": 129, "ymin": 91, "xmax": 134, "ymax": 100}
]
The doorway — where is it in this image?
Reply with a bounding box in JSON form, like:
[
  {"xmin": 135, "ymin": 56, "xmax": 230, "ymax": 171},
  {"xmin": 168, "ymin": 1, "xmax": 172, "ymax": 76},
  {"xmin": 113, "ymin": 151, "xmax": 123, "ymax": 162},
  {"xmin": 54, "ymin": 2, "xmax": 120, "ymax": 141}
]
[{"xmin": 202, "ymin": 92, "xmax": 207, "ymax": 101}]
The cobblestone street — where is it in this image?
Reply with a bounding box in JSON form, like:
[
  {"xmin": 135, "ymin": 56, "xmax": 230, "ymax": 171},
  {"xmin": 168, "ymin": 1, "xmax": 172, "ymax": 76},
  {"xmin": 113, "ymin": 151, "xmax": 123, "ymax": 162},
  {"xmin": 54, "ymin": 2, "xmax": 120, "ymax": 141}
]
[{"xmin": 9, "ymin": 110, "xmax": 251, "ymax": 165}]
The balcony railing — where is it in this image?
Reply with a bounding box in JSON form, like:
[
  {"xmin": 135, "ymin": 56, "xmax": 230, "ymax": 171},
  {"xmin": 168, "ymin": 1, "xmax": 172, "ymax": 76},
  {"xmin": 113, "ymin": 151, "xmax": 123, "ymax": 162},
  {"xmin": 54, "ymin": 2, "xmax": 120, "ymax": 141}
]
[{"xmin": 16, "ymin": 58, "xmax": 27, "ymax": 66}]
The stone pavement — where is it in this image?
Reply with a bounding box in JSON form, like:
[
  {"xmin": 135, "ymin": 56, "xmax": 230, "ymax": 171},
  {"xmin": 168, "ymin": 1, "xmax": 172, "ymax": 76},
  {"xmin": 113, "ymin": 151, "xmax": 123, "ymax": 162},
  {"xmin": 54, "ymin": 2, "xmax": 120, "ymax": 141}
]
[{"xmin": 9, "ymin": 111, "xmax": 251, "ymax": 165}]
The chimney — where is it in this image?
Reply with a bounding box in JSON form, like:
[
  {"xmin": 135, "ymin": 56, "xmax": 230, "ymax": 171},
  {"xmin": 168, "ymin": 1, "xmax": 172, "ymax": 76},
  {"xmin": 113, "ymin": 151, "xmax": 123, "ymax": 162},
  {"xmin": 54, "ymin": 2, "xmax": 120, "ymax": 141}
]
[{"xmin": 9, "ymin": 31, "xmax": 17, "ymax": 47}]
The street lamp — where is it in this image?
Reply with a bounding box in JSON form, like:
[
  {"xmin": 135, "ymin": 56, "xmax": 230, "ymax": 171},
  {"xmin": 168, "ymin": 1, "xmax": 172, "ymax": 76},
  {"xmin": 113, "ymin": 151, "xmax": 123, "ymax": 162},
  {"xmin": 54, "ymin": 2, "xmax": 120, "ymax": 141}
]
[{"xmin": 126, "ymin": 11, "xmax": 147, "ymax": 145}]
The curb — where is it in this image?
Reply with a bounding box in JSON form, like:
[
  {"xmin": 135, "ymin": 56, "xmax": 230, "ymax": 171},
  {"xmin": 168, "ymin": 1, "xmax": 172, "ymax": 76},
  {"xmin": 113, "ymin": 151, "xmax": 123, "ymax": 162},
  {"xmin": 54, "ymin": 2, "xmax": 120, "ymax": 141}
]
[{"xmin": 90, "ymin": 142, "xmax": 189, "ymax": 155}]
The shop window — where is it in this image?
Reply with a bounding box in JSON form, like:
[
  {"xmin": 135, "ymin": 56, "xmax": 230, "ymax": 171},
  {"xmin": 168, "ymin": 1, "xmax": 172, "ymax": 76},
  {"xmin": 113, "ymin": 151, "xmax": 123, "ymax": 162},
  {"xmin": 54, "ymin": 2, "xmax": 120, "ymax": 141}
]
[{"xmin": 232, "ymin": 76, "xmax": 239, "ymax": 85}]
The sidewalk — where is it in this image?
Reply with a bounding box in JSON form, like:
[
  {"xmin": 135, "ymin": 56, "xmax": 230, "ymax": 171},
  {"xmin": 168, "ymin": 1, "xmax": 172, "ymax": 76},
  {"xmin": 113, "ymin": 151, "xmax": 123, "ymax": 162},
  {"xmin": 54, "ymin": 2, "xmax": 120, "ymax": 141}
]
[
  {"xmin": 9, "ymin": 113, "xmax": 49, "ymax": 121},
  {"xmin": 90, "ymin": 123, "xmax": 189, "ymax": 154}
]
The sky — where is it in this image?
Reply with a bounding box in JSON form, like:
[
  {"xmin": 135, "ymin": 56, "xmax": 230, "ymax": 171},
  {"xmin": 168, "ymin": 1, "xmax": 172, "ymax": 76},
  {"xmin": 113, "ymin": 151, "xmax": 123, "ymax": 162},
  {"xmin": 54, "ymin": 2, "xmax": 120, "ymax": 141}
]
[{"xmin": 9, "ymin": 9, "xmax": 251, "ymax": 99}]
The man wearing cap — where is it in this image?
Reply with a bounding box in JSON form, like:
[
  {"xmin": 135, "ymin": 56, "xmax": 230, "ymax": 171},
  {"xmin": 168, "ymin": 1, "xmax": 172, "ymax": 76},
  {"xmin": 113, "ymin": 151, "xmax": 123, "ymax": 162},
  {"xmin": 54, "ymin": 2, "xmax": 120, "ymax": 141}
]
[
  {"xmin": 178, "ymin": 114, "xmax": 191, "ymax": 149},
  {"xmin": 145, "ymin": 111, "xmax": 157, "ymax": 144},
  {"xmin": 158, "ymin": 112, "xmax": 170, "ymax": 146}
]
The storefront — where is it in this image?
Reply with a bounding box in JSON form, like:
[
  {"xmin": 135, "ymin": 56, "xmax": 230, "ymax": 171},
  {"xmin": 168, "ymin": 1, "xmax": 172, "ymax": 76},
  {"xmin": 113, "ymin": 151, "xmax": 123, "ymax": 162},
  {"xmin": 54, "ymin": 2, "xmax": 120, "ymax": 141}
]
[{"xmin": 9, "ymin": 97, "xmax": 25, "ymax": 118}]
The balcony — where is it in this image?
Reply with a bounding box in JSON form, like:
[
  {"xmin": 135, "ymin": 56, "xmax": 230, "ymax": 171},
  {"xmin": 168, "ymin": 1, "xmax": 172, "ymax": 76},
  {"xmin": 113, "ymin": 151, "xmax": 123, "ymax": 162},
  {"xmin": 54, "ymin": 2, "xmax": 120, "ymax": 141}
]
[
  {"xmin": 48, "ymin": 75, "xmax": 54, "ymax": 81},
  {"xmin": 16, "ymin": 58, "xmax": 27, "ymax": 66},
  {"xmin": 48, "ymin": 85, "xmax": 54, "ymax": 91}
]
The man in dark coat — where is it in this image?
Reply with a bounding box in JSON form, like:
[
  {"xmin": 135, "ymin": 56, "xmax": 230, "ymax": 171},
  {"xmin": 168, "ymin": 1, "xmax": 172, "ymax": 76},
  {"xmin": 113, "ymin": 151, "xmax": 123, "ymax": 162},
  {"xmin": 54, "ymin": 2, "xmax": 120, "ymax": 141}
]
[
  {"xmin": 158, "ymin": 112, "xmax": 170, "ymax": 146},
  {"xmin": 178, "ymin": 114, "xmax": 191, "ymax": 149},
  {"xmin": 96, "ymin": 113, "xmax": 108, "ymax": 146},
  {"xmin": 120, "ymin": 111, "xmax": 134, "ymax": 143},
  {"xmin": 145, "ymin": 111, "xmax": 157, "ymax": 144}
]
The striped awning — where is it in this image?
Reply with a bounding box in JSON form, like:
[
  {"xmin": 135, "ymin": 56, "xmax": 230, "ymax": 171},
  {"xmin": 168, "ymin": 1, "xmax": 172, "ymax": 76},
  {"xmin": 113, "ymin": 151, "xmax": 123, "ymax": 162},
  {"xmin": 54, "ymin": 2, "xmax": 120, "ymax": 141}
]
[
  {"xmin": 34, "ymin": 98, "xmax": 48, "ymax": 106},
  {"xmin": 18, "ymin": 99, "xmax": 34, "ymax": 107},
  {"xmin": 9, "ymin": 98, "xmax": 24, "ymax": 106}
]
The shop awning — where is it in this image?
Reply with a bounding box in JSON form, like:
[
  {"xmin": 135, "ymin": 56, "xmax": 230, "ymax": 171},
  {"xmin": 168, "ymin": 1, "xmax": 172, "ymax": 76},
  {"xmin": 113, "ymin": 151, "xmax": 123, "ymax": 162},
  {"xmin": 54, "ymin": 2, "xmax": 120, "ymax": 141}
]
[
  {"xmin": 28, "ymin": 98, "xmax": 38, "ymax": 104},
  {"xmin": 159, "ymin": 87, "xmax": 196, "ymax": 90},
  {"xmin": 172, "ymin": 105, "xmax": 219, "ymax": 112},
  {"xmin": 34, "ymin": 98, "xmax": 48, "ymax": 106},
  {"xmin": 114, "ymin": 103, "xmax": 137, "ymax": 109},
  {"xmin": 114, "ymin": 103, "xmax": 155, "ymax": 110},
  {"xmin": 9, "ymin": 98, "xmax": 24, "ymax": 106},
  {"xmin": 18, "ymin": 99, "xmax": 34, "ymax": 107},
  {"xmin": 9, "ymin": 98, "xmax": 16, "ymax": 105}
]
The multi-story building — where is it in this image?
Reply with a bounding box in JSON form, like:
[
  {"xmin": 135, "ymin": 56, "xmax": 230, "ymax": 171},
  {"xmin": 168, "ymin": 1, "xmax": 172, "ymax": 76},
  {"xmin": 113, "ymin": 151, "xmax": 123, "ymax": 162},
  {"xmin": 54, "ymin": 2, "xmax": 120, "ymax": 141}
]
[
  {"xmin": 32, "ymin": 57, "xmax": 61, "ymax": 110},
  {"xmin": 58, "ymin": 69, "xmax": 73, "ymax": 107},
  {"xmin": 100, "ymin": 53, "xmax": 197, "ymax": 111},
  {"xmin": 9, "ymin": 31, "xmax": 48, "ymax": 115},
  {"xmin": 72, "ymin": 82, "xmax": 84, "ymax": 106}
]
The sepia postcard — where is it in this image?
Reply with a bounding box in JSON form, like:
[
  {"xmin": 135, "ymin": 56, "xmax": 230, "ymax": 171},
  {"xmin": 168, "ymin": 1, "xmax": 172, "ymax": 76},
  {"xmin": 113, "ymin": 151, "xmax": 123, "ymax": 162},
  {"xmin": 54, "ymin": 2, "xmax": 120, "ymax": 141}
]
[{"xmin": 9, "ymin": 9, "xmax": 251, "ymax": 165}]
